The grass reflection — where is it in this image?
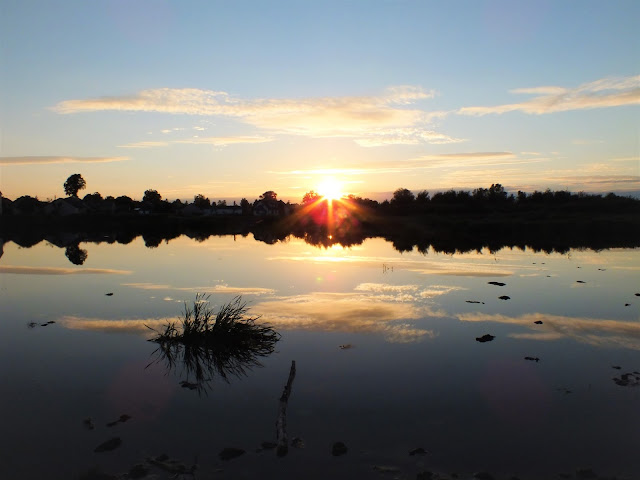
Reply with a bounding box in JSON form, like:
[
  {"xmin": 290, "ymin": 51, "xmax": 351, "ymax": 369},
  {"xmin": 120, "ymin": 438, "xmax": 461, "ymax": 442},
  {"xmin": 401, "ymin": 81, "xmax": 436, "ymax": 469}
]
[{"xmin": 147, "ymin": 295, "xmax": 280, "ymax": 394}]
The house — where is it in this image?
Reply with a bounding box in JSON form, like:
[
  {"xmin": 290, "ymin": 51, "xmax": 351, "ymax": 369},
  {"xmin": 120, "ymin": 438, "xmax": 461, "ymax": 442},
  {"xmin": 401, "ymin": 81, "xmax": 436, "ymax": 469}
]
[
  {"xmin": 42, "ymin": 197, "xmax": 87, "ymax": 216},
  {"xmin": 253, "ymin": 200, "xmax": 280, "ymax": 216},
  {"xmin": 213, "ymin": 205, "xmax": 242, "ymax": 215}
]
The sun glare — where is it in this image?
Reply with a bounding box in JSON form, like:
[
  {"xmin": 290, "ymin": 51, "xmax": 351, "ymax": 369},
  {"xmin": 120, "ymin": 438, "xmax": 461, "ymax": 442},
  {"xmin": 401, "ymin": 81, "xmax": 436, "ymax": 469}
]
[{"xmin": 317, "ymin": 178, "xmax": 344, "ymax": 201}]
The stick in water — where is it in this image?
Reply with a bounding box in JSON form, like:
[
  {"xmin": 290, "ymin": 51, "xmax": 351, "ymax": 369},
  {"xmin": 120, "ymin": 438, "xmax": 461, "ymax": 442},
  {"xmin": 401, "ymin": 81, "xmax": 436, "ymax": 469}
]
[{"xmin": 276, "ymin": 360, "xmax": 296, "ymax": 457}]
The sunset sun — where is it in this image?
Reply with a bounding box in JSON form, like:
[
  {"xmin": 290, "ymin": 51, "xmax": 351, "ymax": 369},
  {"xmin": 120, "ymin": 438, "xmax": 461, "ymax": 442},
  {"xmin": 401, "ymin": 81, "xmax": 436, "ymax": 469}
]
[{"xmin": 317, "ymin": 178, "xmax": 344, "ymax": 201}]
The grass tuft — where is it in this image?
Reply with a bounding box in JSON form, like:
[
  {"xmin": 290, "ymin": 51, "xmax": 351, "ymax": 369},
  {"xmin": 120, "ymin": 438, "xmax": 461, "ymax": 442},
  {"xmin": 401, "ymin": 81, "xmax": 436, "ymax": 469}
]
[{"xmin": 146, "ymin": 295, "xmax": 280, "ymax": 394}]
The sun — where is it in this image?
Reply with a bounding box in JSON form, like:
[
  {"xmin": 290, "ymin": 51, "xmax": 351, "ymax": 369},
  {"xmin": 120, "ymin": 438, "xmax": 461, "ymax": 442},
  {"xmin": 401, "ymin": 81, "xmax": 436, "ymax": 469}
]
[{"xmin": 317, "ymin": 178, "xmax": 344, "ymax": 201}]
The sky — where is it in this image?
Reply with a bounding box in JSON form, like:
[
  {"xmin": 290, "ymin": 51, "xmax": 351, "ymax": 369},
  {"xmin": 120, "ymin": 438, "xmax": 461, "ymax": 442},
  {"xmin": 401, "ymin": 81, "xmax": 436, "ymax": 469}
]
[{"xmin": 1, "ymin": 0, "xmax": 638, "ymax": 203}]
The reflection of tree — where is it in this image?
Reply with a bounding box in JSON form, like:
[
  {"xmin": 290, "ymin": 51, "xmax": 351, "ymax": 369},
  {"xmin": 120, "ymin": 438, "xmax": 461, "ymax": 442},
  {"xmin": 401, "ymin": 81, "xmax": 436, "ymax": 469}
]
[
  {"xmin": 147, "ymin": 296, "xmax": 280, "ymax": 395},
  {"xmin": 65, "ymin": 244, "xmax": 88, "ymax": 265}
]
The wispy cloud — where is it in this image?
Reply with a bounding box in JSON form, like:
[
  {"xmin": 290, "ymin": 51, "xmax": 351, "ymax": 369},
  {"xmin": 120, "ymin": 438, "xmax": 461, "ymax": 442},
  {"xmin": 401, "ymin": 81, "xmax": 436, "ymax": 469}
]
[
  {"xmin": 52, "ymin": 86, "xmax": 455, "ymax": 146},
  {"xmin": 0, "ymin": 156, "xmax": 129, "ymax": 165},
  {"xmin": 175, "ymin": 135, "xmax": 273, "ymax": 146},
  {"xmin": 459, "ymin": 75, "xmax": 640, "ymax": 116},
  {"xmin": 118, "ymin": 141, "xmax": 170, "ymax": 148},
  {"xmin": 273, "ymin": 152, "xmax": 548, "ymax": 179},
  {"xmin": 0, "ymin": 266, "xmax": 132, "ymax": 275},
  {"xmin": 118, "ymin": 136, "xmax": 272, "ymax": 149}
]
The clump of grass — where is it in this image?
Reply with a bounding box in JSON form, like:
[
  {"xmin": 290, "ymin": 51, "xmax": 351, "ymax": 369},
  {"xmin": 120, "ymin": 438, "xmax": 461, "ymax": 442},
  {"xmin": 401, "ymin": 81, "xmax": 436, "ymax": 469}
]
[{"xmin": 147, "ymin": 295, "xmax": 280, "ymax": 394}]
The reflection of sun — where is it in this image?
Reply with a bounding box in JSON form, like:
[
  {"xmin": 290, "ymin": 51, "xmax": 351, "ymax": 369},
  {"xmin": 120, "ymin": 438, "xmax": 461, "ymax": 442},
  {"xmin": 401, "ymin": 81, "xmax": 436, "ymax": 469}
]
[{"xmin": 317, "ymin": 178, "xmax": 344, "ymax": 200}]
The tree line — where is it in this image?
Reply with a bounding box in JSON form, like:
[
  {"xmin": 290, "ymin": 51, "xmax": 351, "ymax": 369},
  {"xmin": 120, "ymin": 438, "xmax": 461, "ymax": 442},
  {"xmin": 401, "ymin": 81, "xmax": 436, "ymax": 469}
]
[{"xmin": 2, "ymin": 173, "xmax": 638, "ymax": 217}]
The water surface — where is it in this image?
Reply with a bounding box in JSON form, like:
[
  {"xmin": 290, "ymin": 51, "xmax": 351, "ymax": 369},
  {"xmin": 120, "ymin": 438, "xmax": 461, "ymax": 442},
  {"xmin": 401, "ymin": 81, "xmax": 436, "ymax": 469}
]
[{"xmin": 1, "ymin": 235, "xmax": 639, "ymax": 479}]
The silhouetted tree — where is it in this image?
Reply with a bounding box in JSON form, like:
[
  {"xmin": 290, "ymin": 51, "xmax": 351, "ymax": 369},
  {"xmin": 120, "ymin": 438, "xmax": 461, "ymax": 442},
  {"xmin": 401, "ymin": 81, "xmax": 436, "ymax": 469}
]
[
  {"xmin": 193, "ymin": 194, "xmax": 210, "ymax": 209},
  {"xmin": 217, "ymin": 199, "xmax": 227, "ymax": 207},
  {"xmin": 240, "ymin": 198, "xmax": 251, "ymax": 215},
  {"xmin": 260, "ymin": 191, "xmax": 278, "ymax": 202},
  {"xmin": 64, "ymin": 174, "xmax": 87, "ymax": 197},
  {"xmin": 143, "ymin": 189, "xmax": 162, "ymax": 203},
  {"xmin": 391, "ymin": 188, "xmax": 415, "ymax": 209},
  {"xmin": 302, "ymin": 190, "xmax": 321, "ymax": 204},
  {"xmin": 65, "ymin": 244, "xmax": 88, "ymax": 265}
]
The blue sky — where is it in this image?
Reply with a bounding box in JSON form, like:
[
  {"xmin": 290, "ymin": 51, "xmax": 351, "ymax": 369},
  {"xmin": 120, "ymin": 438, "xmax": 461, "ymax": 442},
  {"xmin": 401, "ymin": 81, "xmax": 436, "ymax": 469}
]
[{"xmin": 1, "ymin": 0, "xmax": 638, "ymax": 202}]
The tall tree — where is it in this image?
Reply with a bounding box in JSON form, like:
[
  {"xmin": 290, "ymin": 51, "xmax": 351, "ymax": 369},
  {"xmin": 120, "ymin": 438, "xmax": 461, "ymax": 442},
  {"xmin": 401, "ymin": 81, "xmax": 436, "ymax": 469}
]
[
  {"xmin": 64, "ymin": 174, "xmax": 87, "ymax": 197},
  {"xmin": 260, "ymin": 191, "xmax": 278, "ymax": 202},
  {"xmin": 143, "ymin": 189, "xmax": 162, "ymax": 203},
  {"xmin": 302, "ymin": 190, "xmax": 321, "ymax": 205}
]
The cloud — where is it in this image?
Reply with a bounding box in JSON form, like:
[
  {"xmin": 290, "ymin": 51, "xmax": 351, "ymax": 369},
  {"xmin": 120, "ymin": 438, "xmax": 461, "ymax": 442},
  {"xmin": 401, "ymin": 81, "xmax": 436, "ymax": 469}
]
[
  {"xmin": 52, "ymin": 86, "xmax": 455, "ymax": 146},
  {"xmin": 175, "ymin": 136, "xmax": 273, "ymax": 146},
  {"xmin": 272, "ymin": 152, "xmax": 548, "ymax": 179},
  {"xmin": 118, "ymin": 136, "xmax": 273, "ymax": 149},
  {"xmin": 118, "ymin": 141, "xmax": 170, "ymax": 148},
  {"xmin": 458, "ymin": 311, "xmax": 640, "ymax": 350},
  {"xmin": 0, "ymin": 265, "xmax": 132, "ymax": 275},
  {"xmin": 459, "ymin": 75, "xmax": 640, "ymax": 116},
  {"xmin": 0, "ymin": 156, "xmax": 129, "ymax": 165}
]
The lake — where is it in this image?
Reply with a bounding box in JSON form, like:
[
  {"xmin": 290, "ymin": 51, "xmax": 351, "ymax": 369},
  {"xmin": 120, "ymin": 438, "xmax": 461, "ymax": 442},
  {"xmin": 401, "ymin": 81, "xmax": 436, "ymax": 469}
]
[{"xmin": 1, "ymin": 234, "xmax": 639, "ymax": 480}]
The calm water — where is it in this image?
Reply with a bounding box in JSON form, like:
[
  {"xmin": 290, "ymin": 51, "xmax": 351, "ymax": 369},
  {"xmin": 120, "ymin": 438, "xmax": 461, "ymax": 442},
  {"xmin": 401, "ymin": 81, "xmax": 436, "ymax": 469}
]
[{"xmin": 1, "ymin": 235, "xmax": 639, "ymax": 480}]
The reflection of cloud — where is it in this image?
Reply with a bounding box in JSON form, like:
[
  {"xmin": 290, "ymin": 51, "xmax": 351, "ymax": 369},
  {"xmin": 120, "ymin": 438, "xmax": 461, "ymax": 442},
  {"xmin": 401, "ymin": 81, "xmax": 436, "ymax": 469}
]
[
  {"xmin": 52, "ymin": 86, "xmax": 455, "ymax": 146},
  {"xmin": 459, "ymin": 76, "xmax": 640, "ymax": 116},
  {"xmin": 458, "ymin": 312, "xmax": 640, "ymax": 350},
  {"xmin": 269, "ymin": 255, "xmax": 514, "ymax": 277},
  {"xmin": 61, "ymin": 316, "xmax": 171, "ymax": 335},
  {"xmin": 0, "ymin": 266, "xmax": 132, "ymax": 275},
  {"xmin": 0, "ymin": 156, "xmax": 128, "ymax": 165},
  {"xmin": 253, "ymin": 292, "xmax": 441, "ymax": 343},
  {"xmin": 123, "ymin": 282, "xmax": 275, "ymax": 295},
  {"xmin": 419, "ymin": 285, "xmax": 467, "ymax": 297}
]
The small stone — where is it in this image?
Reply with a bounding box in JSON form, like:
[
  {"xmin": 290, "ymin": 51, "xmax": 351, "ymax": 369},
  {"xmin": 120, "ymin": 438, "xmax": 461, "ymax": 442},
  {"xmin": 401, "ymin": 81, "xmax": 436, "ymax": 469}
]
[
  {"xmin": 409, "ymin": 447, "xmax": 427, "ymax": 456},
  {"xmin": 105, "ymin": 293, "xmax": 114, "ymax": 296},
  {"xmin": 534, "ymin": 320, "xmax": 543, "ymax": 324},
  {"xmin": 476, "ymin": 334, "xmax": 495, "ymax": 343},
  {"xmin": 612, "ymin": 365, "xmax": 621, "ymax": 370},
  {"xmin": 488, "ymin": 282, "xmax": 506, "ymax": 286},
  {"xmin": 473, "ymin": 473, "xmax": 495, "ymax": 480},
  {"xmin": 576, "ymin": 280, "xmax": 586, "ymax": 283},
  {"xmin": 219, "ymin": 447, "xmax": 245, "ymax": 461},
  {"xmin": 575, "ymin": 467, "xmax": 597, "ymax": 478},
  {"xmin": 498, "ymin": 295, "xmax": 510, "ymax": 300},
  {"xmin": 128, "ymin": 464, "xmax": 149, "ymax": 479},
  {"xmin": 94, "ymin": 437, "xmax": 122, "ymax": 453},
  {"xmin": 331, "ymin": 441, "xmax": 348, "ymax": 456},
  {"xmin": 83, "ymin": 418, "xmax": 95, "ymax": 430},
  {"xmin": 291, "ymin": 437, "xmax": 305, "ymax": 449},
  {"xmin": 339, "ymin": 344, "xmax": 353, "ymax": 349},
  {"xmin": 373, "ymin": 465, "xmax": 401, "ymax": 473},
  {"xmin": 524, "ymin": 357, "xmax": 540, "ymax": 362},
  {"xmin": 119, "ymin": 414, "xmax": 132, "ymax": 422},
  {"xmin": 416, "ymin": 472, "xmax": 434, "ymax": 480}
]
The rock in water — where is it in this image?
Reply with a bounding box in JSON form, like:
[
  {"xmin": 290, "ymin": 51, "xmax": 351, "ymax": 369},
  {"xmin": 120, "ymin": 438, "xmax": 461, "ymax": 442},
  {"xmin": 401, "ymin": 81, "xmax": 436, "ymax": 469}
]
[
  {"xmin": 94, "ymin": 437, "xmax": 122, "ymax": 453},
  {"xmin": 219, "ymin": 447, "xmax": 245, "ymax": 461},
  {"xmin": 475, "ymin": 334, "xmax": 495, "ymax": 343},
  {"xmin": 331, "ymin": 441, "xmax": 348, "ymax": 456}
]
